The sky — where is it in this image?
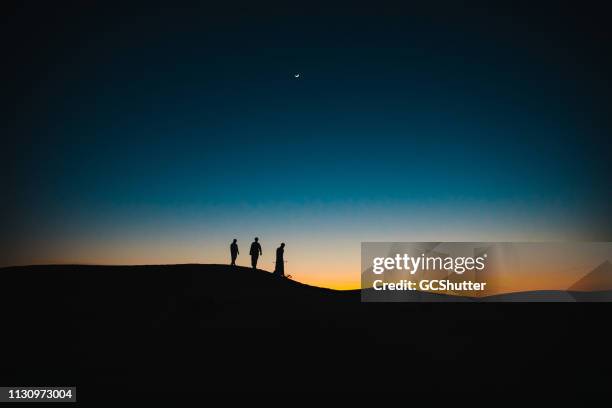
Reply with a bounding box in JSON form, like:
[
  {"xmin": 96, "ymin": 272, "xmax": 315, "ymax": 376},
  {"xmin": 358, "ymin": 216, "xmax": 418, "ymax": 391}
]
[{"xmin": 3, "ymin": 1, "xmax": 612, "ymax": 289}]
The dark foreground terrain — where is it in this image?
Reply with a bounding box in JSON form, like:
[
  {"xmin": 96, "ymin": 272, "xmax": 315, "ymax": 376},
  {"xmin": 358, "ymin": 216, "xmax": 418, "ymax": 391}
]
[{"xmin": 2, "ymin": 264, "xmax": 612, "ymax": 399}]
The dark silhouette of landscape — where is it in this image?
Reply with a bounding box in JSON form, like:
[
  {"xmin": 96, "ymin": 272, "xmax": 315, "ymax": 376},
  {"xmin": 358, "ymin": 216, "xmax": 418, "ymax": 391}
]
[{"xmin": 2, "ymin": 263, "xmax": 612, "ymax": 397}]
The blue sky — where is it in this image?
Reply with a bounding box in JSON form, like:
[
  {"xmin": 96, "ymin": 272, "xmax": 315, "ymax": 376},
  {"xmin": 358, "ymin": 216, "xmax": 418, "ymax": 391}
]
[{"xmin": 4, "ymin": 3, "xmax": 611, "ymax": 286}]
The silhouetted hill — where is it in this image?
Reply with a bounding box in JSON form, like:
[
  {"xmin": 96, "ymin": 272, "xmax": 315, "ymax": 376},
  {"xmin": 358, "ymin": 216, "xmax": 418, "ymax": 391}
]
[
  {"xmin": 2, "ymin": 264, "xmax": 612, "ymax": 398},
  {"xmin": 482, "ymin": 289, "xmax": 612, "ymax": 302},
  {"xmin": 363, "ymin": 286, "xmax": 612, "ymax": 302},
  {"xmin": 0, "ymin": 264, "xmax": 359, "ymax": 330}
]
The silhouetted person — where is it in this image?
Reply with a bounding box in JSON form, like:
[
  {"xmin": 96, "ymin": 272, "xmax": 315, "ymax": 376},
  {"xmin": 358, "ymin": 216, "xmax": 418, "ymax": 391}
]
[
  {"xmin": 230, "ymin": 239, "xmax": 239, "ymax": 266},
  {"xmin": 274, "ymin": 243, "xmax": 285, "ymax": 277},
  {"xmin": 249, "ymin": 237, "xmax": 262, "ymax": 269}
]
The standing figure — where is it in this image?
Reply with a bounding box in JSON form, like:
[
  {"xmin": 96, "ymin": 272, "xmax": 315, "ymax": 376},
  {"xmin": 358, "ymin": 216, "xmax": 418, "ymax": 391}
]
[
  {"xmin": 230, "ymin": 239, "xmax": 239, "ymax": 266},
  {"xmin": 274, "ymin": 243, "xmax": 285, "ymax": 277},
  {"xmin": 249, "ymin": 237, "xmax": 262, "ymax": 269}
]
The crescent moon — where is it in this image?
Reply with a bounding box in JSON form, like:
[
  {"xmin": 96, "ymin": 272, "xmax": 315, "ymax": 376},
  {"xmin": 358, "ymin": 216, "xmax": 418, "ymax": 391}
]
[{"xmin": 294, "ymin": 73, "xmax": 300, "ymax": 78}]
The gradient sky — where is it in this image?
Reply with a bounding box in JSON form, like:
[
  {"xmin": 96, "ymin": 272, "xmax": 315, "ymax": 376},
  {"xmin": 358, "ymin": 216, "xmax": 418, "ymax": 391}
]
[{"xmin": 3, "ymin": 2, "xmax": 612, "ymax": 288}]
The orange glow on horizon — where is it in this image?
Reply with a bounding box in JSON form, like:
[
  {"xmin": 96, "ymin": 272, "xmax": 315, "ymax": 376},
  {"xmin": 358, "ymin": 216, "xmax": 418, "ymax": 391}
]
[{"xmin": 6, "ymin": 238, "xmax": 610, "ymax": 294}]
